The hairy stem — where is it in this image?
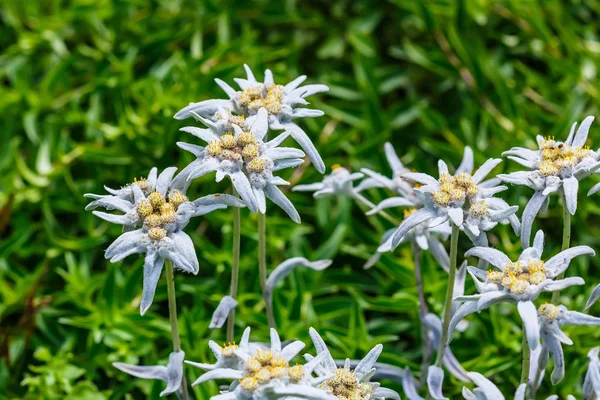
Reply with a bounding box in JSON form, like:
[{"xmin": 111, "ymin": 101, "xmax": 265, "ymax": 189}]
[
  {"xmin": 226, "ymin": 196, "xmax": 241, "ymax": 343},
  {"xmin": 412, "ymin": 240, "xmax": 431, "ymax": 386},
  {"xmin": 433, "ymin": 225, "xmax": 460, "ymax": 368},
  {"xmin": 551, "ymin": 190, "xmax": 572, "ymax": 304},
  {"xmin": 521, "ymin": 328, "xmax": 530, "ymax": 385},
  {"xmin": 165, "ymin": 261, "xmax": 190, "ymax": 400},
  {"xmin": 258, "ymin": 212, "xmax": 276, "ymax": 328}
]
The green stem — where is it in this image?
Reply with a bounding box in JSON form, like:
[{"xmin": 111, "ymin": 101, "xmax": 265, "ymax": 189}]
[
  {"xmin": 165, "ymin": 261, "xmax": 190, "ymax": 400},
  {"xmin": 412, "ymin": 240, "xmax": 431, "ymax": 387},
  {"xmin": 551, "ymin": 191, "xmax": 572, "ymax": 304},
  {"xmin": 433, "ymin": 225, "xmax": 460, "ymax": 369},
  {"xmin": 258, "ymin": 212, "xmax": 276, "ymax": 328},
  {"xmin": 226, "ymin": 199, "xmax": 241, "ymax": 343},
  {"xmin": 521, "ymin": 327, "xmax": 530, "ymax": 385}
]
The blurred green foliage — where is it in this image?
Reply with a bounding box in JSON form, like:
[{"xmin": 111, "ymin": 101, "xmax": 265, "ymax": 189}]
[{"xmin": 3, "ymin": 0, "xmax": 600, "ymax": 398}]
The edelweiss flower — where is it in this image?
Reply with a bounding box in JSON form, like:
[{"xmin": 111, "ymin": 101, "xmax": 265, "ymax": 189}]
[
  {"xmin": 354, "ymin": 143, "xmax": 460, "ymax": 269},
  {"xmin": 188, "ymin": 327, "xmax": 335, "ymax": 400},
  {"xmin": 392, "ymin": 154, "xmax": 519, "ymax": 249},
  {"xmin": 498, "ymin": 116, "xmax": 599, "ymax": 247},
  {"xmin": 177, "ymin": 107, "xmax": 303, "ymax": 222},
  {"xmin": 85, "ymin": 167, "xmax": 245, "ymax": 314},
  {"xmin": 306, "ymin": 328, "xmax": 400, "ymax": 400},
  {"xmin": 449, "ymin": 230, "xmax": 594, "ymax": 350},
  {"xmin": 535, "ymin": 303, "xmax": 600, "ymax": 385},
  {"xmin": 584, "ymin": 347, "xmax": 600, "ymax": 400},
  {"xmin": 174, "ymin": 64, "xmax": 329, "ymax": 173},
  {"xmin": 293, "ymin": 165, "xmax": 364, "ymax": 198},
  {"xmin": 113, "ymin": 351, "xmax": 185, "ymax": 397}
]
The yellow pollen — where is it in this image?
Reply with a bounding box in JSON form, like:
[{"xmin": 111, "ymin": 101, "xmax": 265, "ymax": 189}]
[
  {"xmin": 504, "ymin": 261, "xmax": 522, "ymax": 275},
  {"xmin": 168, "ymin": 190, "xmax": 188, "ymax": 208},
  {"xmin": 221, "ymin": 133, "xmax": 236, "ymax": 149},
  {"xmin": 144, "ymin": 213, "xmax": 162, "ymax": 228},
  {"xmin": 242, "ymin": 143, "xmax": 260, "ymax": 159},
  {"xmin": 246, "ymin": 358, "xmax": 261, "ymax": 373},
  {"xmin": 433, "ymin": 189, "xmax": 451, "ymax": 206},
  {"xmin": 288, "ymin": 365, "xmax": 304, "ymax": 382},
  {"xmin": 207, "ymin": 140, "xmax": 222, "ymax": 156},
  {"xmin": 160, "ymin": 210, "xmax": 177, "ymax": 225},
  {"xmin": 221, "ymin": 149, "xmax": 243, "ymax": 162},
  {"xmin": 239, "ymin": 376, "xmax": 259, "ymax": 392},
  {"xmin": 509, "ymin": 277, "xmax": 529, "ymax": 294},
  {"xmin": 237, "ymin": 130, "xmax": 256, "ymax": 146},
  {"xmin": 247, "ymin": 157, "xmax": 266, "ymax": 173},
  {"xmin": 539, "ymin": 303, "xmax": 560, "ymax": 320},
  {"xmin": 470, "ymin": 200, "xmax": 488, "ymax": 216},
  {"xmin": 270, "ymin": 366, "xmax": 288, "ymax": 379},
  {"xmin": 148, "ymin": 227, "xmax": 167, "ymax": 241},
  {"xmin": 332, "ymin": 164, "xmax": 342, "ymax": 170},
  {"xmin": 221, "ymin": 342, "xmax": 238, "ymax": 358},
  {"xmin": 255, "ymin": 369, "xmax": 271, "ymax": 384},
  {"xmin": 487, "ymin": 270, "xmax": 503, "ymax": 284},
  {"xmin": 136, "ymin": 199, "xmax": 153, "ymax": 218},
  {"xmin": 148, "ymin": 191, "xmax": 165, "ymax": 209},
  {"xmin": 133, "ymin": 177, "xmax": 150, "ymax": 191}
]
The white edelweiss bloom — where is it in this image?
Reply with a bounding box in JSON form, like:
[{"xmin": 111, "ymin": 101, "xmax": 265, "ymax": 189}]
[
  {"xmin": 174, "ymin": 64, "xmax": 329, "ymax": 173},
  {"xmin": 535, "ymin": 303, "xmax": 600, "ymax": 385},
  {"xmin": 177, "ymin": 107, "xmax": 304, "ymax": 222},
  {"xmin": 356, "ymin": 144, "xmax": 464, "ymax": 269},
  {"xmin": 306, "ymin": 328, "xmax": 400, "ymax": 400},
  {"xmin": 449, "ymin": 230, "xmax": 594, "ymax": 351},
  {"xmin": 390, "ymin": 152, "xmax": 519, "ymax": 250},
  {"xmin": 113, "ymin": 351, "xmax": 185, "ymax": 398},
  {"xmin": 292, "ymin": 165, "xmax": 364, "ymax": 198},
  {"xmin": 85, "ymin": 167, "xmax": 245, "ymax": 315},
  {"xmin": 188, "ymin": 327, "xmax": 336, "ymax": 400},
  {"xmin": 498, "ymin": 116, "xmax": 600, "ymax": 247},
  {"xmin": 584, "ymin": 347, "xmax": 600, "ymax": 400}
]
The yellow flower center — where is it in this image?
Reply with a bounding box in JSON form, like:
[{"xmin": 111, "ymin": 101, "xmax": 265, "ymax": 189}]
[
  {"xmin": 239, "ymin": 84, "xmax": 285, "ymax": 114},
  {"xmin": 319, "ymin": 368, "xmax": 374, "ymax": 400},
  {"xmin": 470, "ymin": 200, "xmax": 488, "ymax": 216},
  {"xmin": 133, "ymin": 177, "xmax": 150, "ymax": 191},
  {"xmin": 539, "ymin": 138, "xmax": 592, "ymax": 175},
  {"xmin": 148, "ymin": 227, "xmax": 167, "ymax": 241},
  {"xmin": 432, "ymin": 172, "xmax": 479, "ymax": 206},
  {"xmin": 539, "ymin": 303, "xmax": 560, "ymax": 320}
]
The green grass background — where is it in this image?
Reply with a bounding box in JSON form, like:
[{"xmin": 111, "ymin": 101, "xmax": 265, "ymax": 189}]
[{"xmin": 3, "ymin": 0, "xmax": 600, "ymax": 398}]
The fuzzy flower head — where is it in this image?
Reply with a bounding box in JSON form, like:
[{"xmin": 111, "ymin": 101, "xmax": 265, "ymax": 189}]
[
  {"xmin": 84, "ymin": 167, "xmax": 245, "ymax": 315},
  {"xmin": 307, "ymin": 328, "xmax": 400, "ymax": 400},
  {"xmin": 293, "ymin": 165, "xmax": 364, "ymax": 198},
  {"xmin": 187, "ymin": 327, "xmax": 337, "ymax": 400},
  {"xmin": 178, "ymin": 107, "xmax": 304, "ymax": 222},
  {"xmin": 175, "ymin": 64, "xmax": 329, "ymax": 173},
  {"xmin": 390, "ymin": 153, "xmax": 518, "ymax": 249},
  {"xmin": 449, "ymin": 230, "xmax": 594, "ymax": 351},
  {"xmin": 499, "ymin": 116, "xmax": 600, "ymax": 247},
  {"xmin": 536, "ymin": 303, "xmax": 600, "ymax": 385}
]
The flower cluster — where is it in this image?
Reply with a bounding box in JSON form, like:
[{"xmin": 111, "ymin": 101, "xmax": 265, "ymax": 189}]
[
  {"xmin": 177, "ymin": 108, "xmax": 304, "ymax": 221},
  {"xmin": 187, "ymin": 327, "xmax": 399, "ymax": 400},
  {"xmin": 393, "ymin": 155, "xmax": 518, "ymax": 248},
  {"xmin": 85, "ymin": 167, "xmax": 245, "ymax": 315},
  {"xmin": 450, "ymin": 230, "xmax": 594, "ymax": 350},
  {"xmin": 499, "ymin": 116, "xmax": 600, "ymax": 246},
  {"xmin": 175, "ymin": 64, "xmax": 329, "ymax": 174}
]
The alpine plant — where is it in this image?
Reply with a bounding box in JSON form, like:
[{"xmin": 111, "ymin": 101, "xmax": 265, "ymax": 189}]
[
  {"xmin": 85, "ymin": 167, "xmax": 245, "ymax": 314},
  {"xmin": 392, "ymin": 151, "xmax": 519, "ymax": 249},
  {"xmin": 177, "ymin": 107, "xmax": 304, "ymax": 222},
  {"xmin": 499, "ymin": 116, "xmax": 600, "ymax": 247},
  {"xmin": 174, "ymin": 64, "xmax": 329, "ymax": 173},
  {"xmin": 449, "ymin": 230, "xmax": 594, "ymax": 350}
]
